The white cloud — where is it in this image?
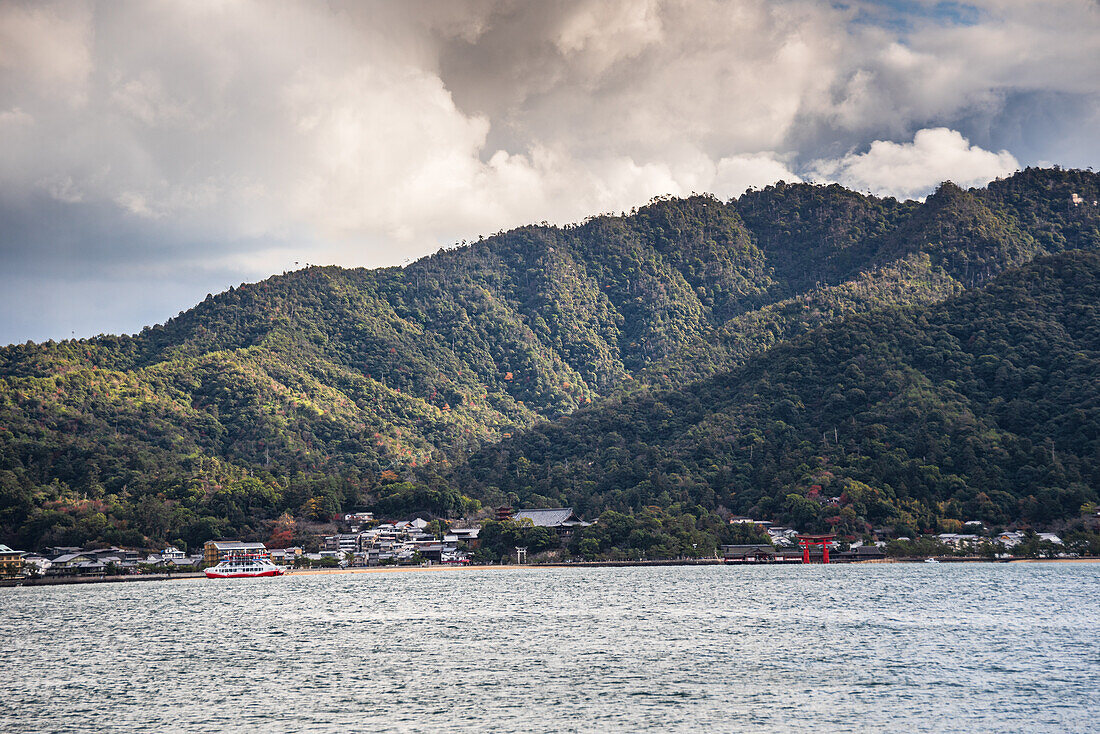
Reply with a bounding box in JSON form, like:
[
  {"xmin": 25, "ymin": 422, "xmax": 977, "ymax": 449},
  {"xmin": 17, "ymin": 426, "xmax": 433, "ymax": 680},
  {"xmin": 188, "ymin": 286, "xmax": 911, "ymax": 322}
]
[
  {"xmin": 808, "ymin": 128, "xmax": 1020, "ymax": 201},
  {"xmin": 0, "ymin": 1, "xmax": 92, "ymax": 105},
  {"xmin": 0, "ymin": 0, "xmax": 1092, "ymax": 256},
  {"xmin": 713, "ymin": 154, "xmax": 801, "ymax": 198},
  {"xmin": 0, "ymin": 107, "xmax": 33, "ymax": 126},
  {"xmin": 554, "ymin": 0, "xmax": 665, "ymax": 75},
  {"xmin": 0, "ymin": 0, "xmax": 1098, "ymax": 343}
]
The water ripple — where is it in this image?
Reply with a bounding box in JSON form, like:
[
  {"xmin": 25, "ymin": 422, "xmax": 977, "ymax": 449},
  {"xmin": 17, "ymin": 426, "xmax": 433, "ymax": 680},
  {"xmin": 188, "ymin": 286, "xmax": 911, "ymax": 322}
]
[{"xmin": 1, "ymin": 564, "xmax": 1098, "ymax": 732}]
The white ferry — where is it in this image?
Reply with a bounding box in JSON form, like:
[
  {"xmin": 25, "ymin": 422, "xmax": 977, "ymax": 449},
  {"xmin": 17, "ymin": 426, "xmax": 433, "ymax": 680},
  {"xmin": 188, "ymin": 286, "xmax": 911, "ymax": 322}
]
[{"xmin": 205, "ymin": 556, "xmax": 285, "ymax": 578}]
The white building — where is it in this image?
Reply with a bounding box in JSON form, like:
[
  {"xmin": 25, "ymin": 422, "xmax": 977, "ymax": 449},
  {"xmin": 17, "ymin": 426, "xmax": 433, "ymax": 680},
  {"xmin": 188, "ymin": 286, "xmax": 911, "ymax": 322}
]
[{"xmin": 937, "ymin": 533, "xmax": 981, "ymax": 549}]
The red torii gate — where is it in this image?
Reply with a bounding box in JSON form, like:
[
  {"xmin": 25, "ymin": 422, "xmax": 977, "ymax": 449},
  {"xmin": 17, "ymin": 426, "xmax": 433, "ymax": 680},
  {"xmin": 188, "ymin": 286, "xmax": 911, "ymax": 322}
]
[{"xmin": 798, "ymin": 534, "xmax": 836, "ymax": 564}]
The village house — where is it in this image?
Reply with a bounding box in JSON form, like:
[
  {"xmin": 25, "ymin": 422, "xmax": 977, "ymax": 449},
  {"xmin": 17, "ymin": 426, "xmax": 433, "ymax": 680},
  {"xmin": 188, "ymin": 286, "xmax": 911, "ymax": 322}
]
[
  {"xmin": 165, "ymin": 556, "xmax": 202, "ymax": 569},
  {"xmin": 447, "ymin": 527, "xmax": 480, "ymax": 543},
  {"xmin": 351, "ymin": 517, "xmax": 464, "ymax": 565},
  {"xmin": 46, "ymin": 550, "xmax": 93, "ymax": 567},
  {"xmin": 21, "ymin": 554, "xmax": 51, "ymax": 575},
  {"xmin": 410, "ymin": 540, "xmax": 446, "ymax": 562},
  {"xmin": 322, "ymin": 533, "xmax": 360, "ymax": 554},
  {"xmin": 766, "ymin": 526, "xmax": 798, "ymax": 547},
  {"xmin": 268, "ymin": 547, "xmax": 302, "ymax": 565},
  {"xmin": 47, "ymin": 552, "xmax": 99, "ymax": 575},
  {"xmin": 144, "ymin": 550, "xmax": 202, "ymax": 569},
  {"xmin": 937, "ymin": 533, "xmax": 982, "ymax": 550},
  {"xmin": 161, "ymin": 546, "xmax": 186, "ymax": 560},
  {"xmin": 343, "ymin": 512, "xmax": 375, "ymax": 531},
  {"xmin": 993, "ymin": 531, "xmax": 1064, "ymax": 550},
  {"xmin": 48, "ymin": 547, "xmax": 142, "ymax": 575}
]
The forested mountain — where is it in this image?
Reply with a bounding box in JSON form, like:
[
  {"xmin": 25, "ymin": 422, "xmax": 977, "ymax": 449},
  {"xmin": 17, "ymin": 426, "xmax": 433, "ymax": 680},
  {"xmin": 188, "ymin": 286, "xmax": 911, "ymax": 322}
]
[
  {"xmin": 1, "ymin": 167, "xmax": 1098, "ymax": 551},
  {"xmin": 457, "ymin": 252, "xmax": 1100, "ymax": 535}
]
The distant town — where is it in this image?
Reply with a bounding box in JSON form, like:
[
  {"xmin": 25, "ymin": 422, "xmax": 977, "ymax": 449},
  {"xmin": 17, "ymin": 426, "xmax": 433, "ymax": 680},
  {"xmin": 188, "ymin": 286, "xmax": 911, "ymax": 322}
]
[{"xmin": 0, "ymin": 505, "xmax": 1089, "ymax": 584}]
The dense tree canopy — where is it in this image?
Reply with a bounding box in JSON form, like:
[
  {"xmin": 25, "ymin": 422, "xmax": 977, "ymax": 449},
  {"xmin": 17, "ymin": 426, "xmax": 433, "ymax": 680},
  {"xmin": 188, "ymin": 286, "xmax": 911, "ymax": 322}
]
[{"xmin": 1, "ymin": 168, "xmax": 1098, "ymax": 551}]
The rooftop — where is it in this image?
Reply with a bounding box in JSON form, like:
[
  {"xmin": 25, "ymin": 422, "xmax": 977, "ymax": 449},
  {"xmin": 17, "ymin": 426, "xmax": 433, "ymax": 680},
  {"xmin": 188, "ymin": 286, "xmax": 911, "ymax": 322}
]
[{"xmin": 511, "ymin": 508, "xmax": 589, "ymax": 528}]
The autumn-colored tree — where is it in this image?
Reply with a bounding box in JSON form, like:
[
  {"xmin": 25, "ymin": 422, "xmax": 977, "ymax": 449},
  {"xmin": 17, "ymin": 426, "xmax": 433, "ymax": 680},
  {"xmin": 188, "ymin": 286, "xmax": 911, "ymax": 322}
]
[{"xmin": 268, "ymin": 511, "xmax": 296, "ymax": 548}]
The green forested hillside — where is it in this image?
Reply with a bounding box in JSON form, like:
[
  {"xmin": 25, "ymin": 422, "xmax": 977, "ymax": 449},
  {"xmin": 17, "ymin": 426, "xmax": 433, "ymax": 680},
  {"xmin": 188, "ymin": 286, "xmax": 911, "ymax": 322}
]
[
  {"xmin": 1, "ymin": 167, "xmax": 1098, "ymax": 551},
  {"xmin": 457, "ymin": 252, "xmax": 1100, "ymax": 536}
]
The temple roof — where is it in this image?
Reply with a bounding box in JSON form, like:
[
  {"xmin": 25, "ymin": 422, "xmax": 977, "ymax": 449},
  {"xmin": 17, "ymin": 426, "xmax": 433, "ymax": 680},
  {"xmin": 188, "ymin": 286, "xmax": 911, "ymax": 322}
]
[{"xmin": 511, "ymin": 508, "xmax": 589, "ymax": 528}]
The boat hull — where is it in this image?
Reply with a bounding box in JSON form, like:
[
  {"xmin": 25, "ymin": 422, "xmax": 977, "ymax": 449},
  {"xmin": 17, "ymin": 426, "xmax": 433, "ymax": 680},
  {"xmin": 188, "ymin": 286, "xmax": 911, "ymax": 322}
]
[{"xmin": 205, "ymin": 568, "xmax": 284, "ymax": 578}]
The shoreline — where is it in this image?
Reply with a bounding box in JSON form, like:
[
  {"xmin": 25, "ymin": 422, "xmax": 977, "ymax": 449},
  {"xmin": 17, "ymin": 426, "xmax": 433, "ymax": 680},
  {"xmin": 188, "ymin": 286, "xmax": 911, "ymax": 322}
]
[
  {"xmin": 285, "ymin": 564, "xmax": 561, "ymax": 576},
  {"xmin": 0, "ymin": 564, "xmax": 559, "ymax": 588},
  {"xmin": 5, "ymin": 556, "xmax": 1098, "ymax": 588},
  {"xmin": 1006, "ymin": 557, "xmax": 1100, "ymax": 563}
]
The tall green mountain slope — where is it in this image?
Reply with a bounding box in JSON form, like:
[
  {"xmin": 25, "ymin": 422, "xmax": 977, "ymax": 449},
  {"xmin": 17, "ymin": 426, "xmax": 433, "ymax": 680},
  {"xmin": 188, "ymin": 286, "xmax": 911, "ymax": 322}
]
[
  {"xmin": 1, "ymin": 167, "xmax": 1097, "ymax": 549},
  {"xmin": 456, "ymin": 252, "xmax": 1100, "ymax": 534}
]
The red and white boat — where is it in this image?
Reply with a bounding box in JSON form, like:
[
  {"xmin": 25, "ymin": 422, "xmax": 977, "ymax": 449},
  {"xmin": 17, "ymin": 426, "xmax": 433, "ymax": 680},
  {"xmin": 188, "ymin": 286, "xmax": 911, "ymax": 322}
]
[{"xmin": 205, "ymin": 556, "xmax": 285, "ymax": 578}]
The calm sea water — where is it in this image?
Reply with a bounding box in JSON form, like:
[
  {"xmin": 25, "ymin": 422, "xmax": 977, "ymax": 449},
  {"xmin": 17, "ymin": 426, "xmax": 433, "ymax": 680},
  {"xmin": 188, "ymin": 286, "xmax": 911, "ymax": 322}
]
[{"xmin": 2, "ymin": 563, "xmax": 1098, "ymax": 733}]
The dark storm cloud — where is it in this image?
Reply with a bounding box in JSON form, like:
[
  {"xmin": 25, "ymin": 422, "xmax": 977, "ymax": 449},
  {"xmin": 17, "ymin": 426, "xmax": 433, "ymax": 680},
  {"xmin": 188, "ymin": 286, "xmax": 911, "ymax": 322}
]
[
  {"xmin": 0, "ymin": 0, "xmax": 1098, "ymax": 344},
  {"xmin": 0, "ymin": 194, "xmax": 300, "ymax": 343}
]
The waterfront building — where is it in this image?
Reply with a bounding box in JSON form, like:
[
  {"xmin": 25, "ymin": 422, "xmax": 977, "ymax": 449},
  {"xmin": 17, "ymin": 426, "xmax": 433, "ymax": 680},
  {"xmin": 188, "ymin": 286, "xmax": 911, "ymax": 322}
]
[
  {"xmin": 775, "ymin": 549, "xmax": 805, "ymax": 562},
  {"xmin": 412, "ymin": 541, "xmax": 445, "ymax": 562},
  {"xmin": 0, "ymin": 544, "xmax": 25, "ymax": 577},
  {"xmin": 97, "ymin": 548, "xmax": 141, "ymax": 570},
  {"xmin": 21, "ymin": 554, "xmax": 50, "ymax": 575},
  {"xmin": 47, "ymin": 552, "xmax": 97, "ymax": 574},
  {"xmin": 203, "ymin": 540, "xmax": 269, "ymax": 566},
  {"xmin": 835, "ymin": 545, "xmax": 887, "ymax": 561},
  {"xmin": 161, "ymin": 555, "xmax": 201, "ymax": 569},
  {"xmin": 721, "ymin": 544, "xmax": 775, "ymax": 561}
]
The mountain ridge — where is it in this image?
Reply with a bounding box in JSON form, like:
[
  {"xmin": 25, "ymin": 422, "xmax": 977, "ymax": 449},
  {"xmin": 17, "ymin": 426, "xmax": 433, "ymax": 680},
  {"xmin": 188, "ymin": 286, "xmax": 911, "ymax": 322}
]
[{"xmin": 2, "ymin": 167, "xmax": 1098, "ymax": 551}]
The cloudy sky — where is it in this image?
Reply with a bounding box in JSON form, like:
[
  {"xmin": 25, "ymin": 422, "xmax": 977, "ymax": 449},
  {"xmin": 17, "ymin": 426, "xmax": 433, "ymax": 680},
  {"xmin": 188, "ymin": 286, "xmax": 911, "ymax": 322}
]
[{"xmin": 1, "ymin": 0, "xmax": 1098, "ymax": 345}]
